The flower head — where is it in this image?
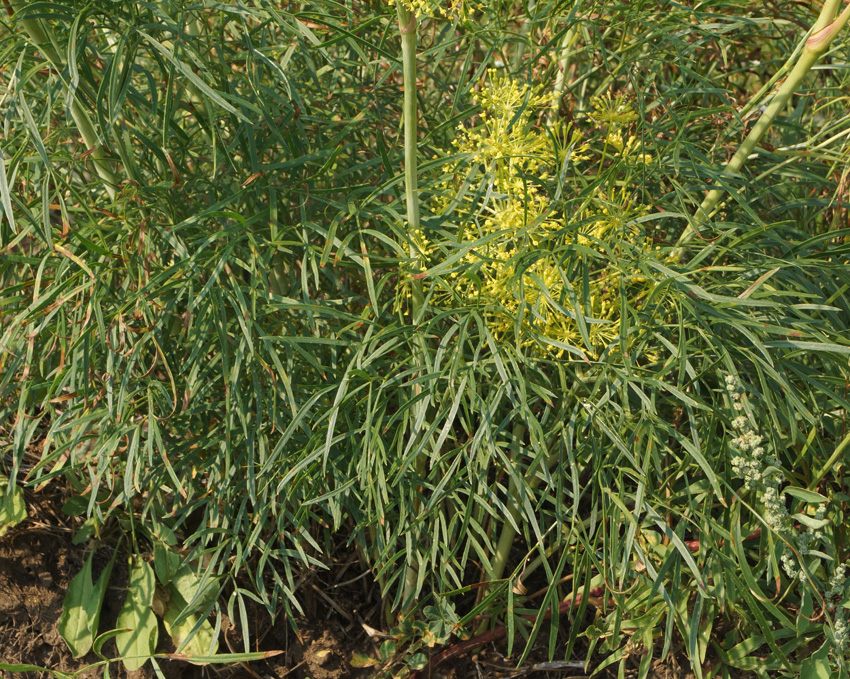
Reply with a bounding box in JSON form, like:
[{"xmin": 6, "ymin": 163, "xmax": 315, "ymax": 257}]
[
  {"xmin": 396, "ymin": 0, "xmax": 481, "ymax": 20},
  {"xmin": 589, "ymin": 92, "xmax": 638, "ymax": 130}
]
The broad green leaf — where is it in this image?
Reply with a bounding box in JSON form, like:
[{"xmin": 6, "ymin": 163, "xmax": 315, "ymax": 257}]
[
  {"xmin": 408, "ymin": 653, "xmax": 428, "ymax": 670},
  {"xmin": 379, "ymin": 640, "xmax": 396, "ymax": 662},
  {"xmin": 60, "ymin": 495, "xmax": 89, "ymax": 517},
  {"xmin": 151, "ymin": 522, "xmax": 177, "ymax": 546},
  {"xmin": 162, "ymin": 586, "xmax": 218, "ymax": 660},
  {"xmin": 127, "ymin": 556, "xmax": 155, "ymax": 603},
  {"xmin": 783, "ymin": 487, "xmax": 828, "ymax": 503},
  {"xmin": 171, "ymin": 564, "xmax": 218, "ymax": 611},
  {"xmin": 0, "ymin": 476, "xmax": 26, "ymax": 536},
  {"xmin": 58, "ymin": 552, "xmax": 97, "ymax": 657},
  {"xmin": 800, "ymin": 642, "xmax": 829, "ymax": 679},
  {"xmin": 792, "ymin": 513, "xmax": 830, "ymax": 530},
  {"xmin": 71, "ymin": 516, "xmax": 99, "ymax": 545},
  {"xmin": 90, "ymin": 548, "xmax": 118, "ymax": 648},
  {"xmin": 153, "ymin": 542, "xmax": 182, "ymax": 585},
  {"xmin": 115, "ymin": 557, "xmax": 158, "ymax": 672}
]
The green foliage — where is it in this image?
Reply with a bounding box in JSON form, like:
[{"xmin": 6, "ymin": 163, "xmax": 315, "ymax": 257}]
[
  {"xmin": 1, "ymin": 0, "xmax": 850, "ymax": 676},
  {"xmin": 55, "ymin": 541, "xmax": 223, "ymax": 670},
  {"xmin": 58, "ymin": 548, "xmax": 117, "ymax": 658},
  {"xmin": 0, "ymin": 653, "xmax": 280, "ymax": 679},
  {"xmin": 0, "ymin": 474, "xmax": 26, "ymax": 535},
  {"xmin": 114, "ymin": 557, "xmax": 158, "ymax": 671}
]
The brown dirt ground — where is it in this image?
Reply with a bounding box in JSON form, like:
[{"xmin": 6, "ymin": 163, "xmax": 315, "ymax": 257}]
[{"xmin": 1, "ymin": 488, "xmax": 700, "ymax": 679}]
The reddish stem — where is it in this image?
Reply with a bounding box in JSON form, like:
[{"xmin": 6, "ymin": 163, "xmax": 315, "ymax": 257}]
[
  {"xmin": 412, "ymin": 529, "xmax": 766, "ymax": 677},
  {"xmin": 684, "ymin": 527, "xmax": 763, "ymax": 553},
  {"xmin": 410, "ymin": 586, "xmax": 605, "ymax": 679}
]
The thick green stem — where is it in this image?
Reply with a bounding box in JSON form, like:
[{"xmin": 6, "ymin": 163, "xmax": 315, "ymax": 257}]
[
  {"xmin": 547, "ymin": 27, "xmax": 578, "ymax": 127},
  {"xmin": 396, "ymin": 2, "xmax": 425, "ymax": 613},
  {"xmin": 12, "ymin": 7, "xmax": 118, "ymax": 199},
  {"xmin": 488, "ymin": 426, "xmax": 527, "ymax": 588},
  {"xmin": 475, "ymin": 425, "xmax": 563, "ymax": 634},
  {"xmin": 397, "ymin": 4, "xmax": 424, "ymax": 311},
  {"xmin": 675, "ymin": 1, "xmax": 850, "ymax": 255}
]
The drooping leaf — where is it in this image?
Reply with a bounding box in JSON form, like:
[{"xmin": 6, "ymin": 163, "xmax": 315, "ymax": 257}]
[
  {"xmin": 0, "ymin": 662, "xmax": 71, "ymax": 678},
  {"xmin": 792, "ymin": 513, "xmax": 831, "ymax": 530},
  {"xmin": 783, "ymin": 487, "xmax": 828, "ymax": 504},
  {"xmin": 93, "ymin": 629, "xmax": 128, "ymax": 660}
]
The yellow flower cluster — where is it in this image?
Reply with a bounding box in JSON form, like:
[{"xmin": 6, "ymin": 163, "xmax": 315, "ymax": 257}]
[
  {"xmin": 589, "ymin": 92, "xmax": 638, "ymax": 128},
  {"xmin": 395, "ymin": 0, "xmax": 481, "ymax": 20},
  {"xmin": 590, "ymin": 92, "xmax": 653, "ymax": 165},
  {"xmin": 421, "ymin": 75, "xmax": 657, "ymax": 357}
]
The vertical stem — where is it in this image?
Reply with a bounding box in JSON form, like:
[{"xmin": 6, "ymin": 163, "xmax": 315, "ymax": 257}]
[
  {"xmin": 396, "ymin": 2, "xmax": 425, "ymax": 613},
  {"xmin": 475, "ymin": 426, "xmax": 564, "ymax": 635},
  {"xmin": 11, "ymin": 6, "xmax": 117, "ymax": 199},
  {"xmin": 547, "ymin": 27, "xmax": 577, "ymax": 127},
  {"xmin": 675, "ymin": 1, "xmax": 850, "ymax": 255},
  {"xmin": 488, "ymin": 425, "xmax": 527, "ymax": 589},
  {"xmin": 397, "ymin": 4, "xmax": 424, "ymax": 311},
  {"xmin": 511, "ymin": 0, "xmax": 537, "ymax": 70}
]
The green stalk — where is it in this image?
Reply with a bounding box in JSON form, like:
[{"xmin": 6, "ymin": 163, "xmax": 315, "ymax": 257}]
[
  {"xmin": 11, "ymin": 5, "xmax": 118, "ymax": 199},
  {"xmin": 675, "ymin": 0, "xmax": 850, "ymax": 255},
  {"xmin": 396, "ymin": 1, "xmax": 426, "ymax": 613},
  {"xmin": 511, "ymin": 0, "xmax": 537, "ymax": 70},
  {"xmin": 481, "ymin": 376, "xmax": 586, "ymax": 631},
  {"xmin": 547, "ymin": 27, "xmax": 578, "ymax": 127},
  {"xmin": 476, "ymin": 425, "xmax": 560, "ymax": 634},
  {"xmin": 488, "ymin": 425, "xmax": 527, "ymax": 590},
  {"xmin": 397, "ymin": 4, "xmax": 424, "ymax": 308}
]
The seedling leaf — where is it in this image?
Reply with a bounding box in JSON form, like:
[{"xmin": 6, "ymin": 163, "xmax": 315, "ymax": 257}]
[
  {"xmin": 58, "ymin": 552, "xmax": 97, "ymax": 657},
  {"xmin": 162, "ymin": 586, "xmax": 218, "ymax": 660},
  {"xmin": 115, "ymin": 557, "xmax": 158, "ymax": 672},
  {"xmin": 0, "ymin": 476, "xmax": 26, "ymax": 536}
]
